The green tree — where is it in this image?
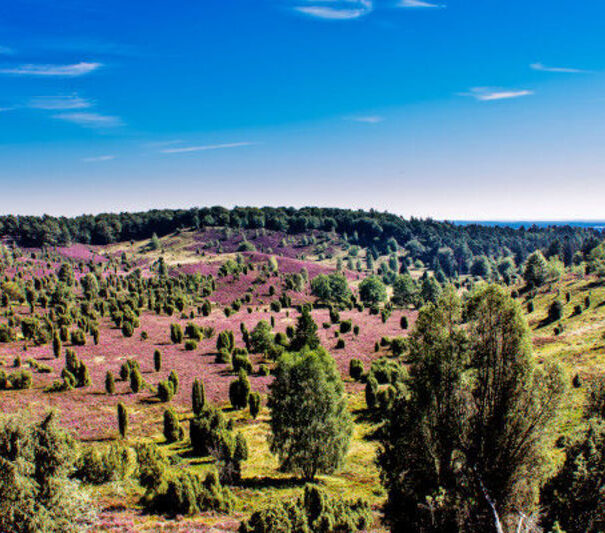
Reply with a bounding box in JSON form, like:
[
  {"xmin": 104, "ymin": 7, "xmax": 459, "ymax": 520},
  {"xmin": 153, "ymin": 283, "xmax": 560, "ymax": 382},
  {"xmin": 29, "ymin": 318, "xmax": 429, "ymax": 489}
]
[
  {"xmin": 250, "ymin": 320, "xmax": 274, "ymax": 354},
  {"xmin": 192, "ymin": 378, "xmax": 206, "ymax": 416},
  {"xmin": 0, "ymin": 411, "xmax": 86, "ymax": 533},
  {"xmin": 523, "ymin": 250, "xmax": 549, "ymax": 288},
  {"xmin": 358, "ymin": 276, "xmax": 387, "ymax": 305},
  {"xmin": 268, "ymin": 347, "xmax": 352, "ymax": 481},
  {"xmin": 540, "ymin": 379, "xmax": 605, "ymax": 533},
  {"xmin": 379, "ymin": 285, "xmax": 566, "ymax": 532},
  {"xmin": 117, "ymin": 402, "xmax": 128, "ymax": 438},
  {"xmin": 391, "ymin": 274, "xmax": 418, "ymax": 307},
  {"xmin": 289, "ymin": 306, "xmax": 320, "ymax": 352}
]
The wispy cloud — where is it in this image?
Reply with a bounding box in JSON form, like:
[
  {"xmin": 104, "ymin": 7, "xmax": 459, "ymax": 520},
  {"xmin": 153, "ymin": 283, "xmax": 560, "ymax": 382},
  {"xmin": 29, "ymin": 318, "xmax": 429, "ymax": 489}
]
[
  {"xmin": 54, "ymin": 112, "xmax": 123, "ymax": 128},
  {"xmin": 0, "ymin": 46, "xmax": 14, "ymax": 55},
  {"xmin": 0, "ymin": 62, "xmax": 102, "ymax": 77},
  {"xmin": 530, "ymin": 62, "xmax": 589, "ymax": 74},
  {"xmin": 398, "ymin": 0, "xmax": 444, "ymax": 7},
  {"xmin": 0, "ymin": 107, "xmax": 14, "ymax": 112},
  {"xmin": 161, "ymin": 142, "xmax": 256, "ymax": 154},
  {"xmin": 461, "ymin": 87, "xmax": 534, "ymax": 101},
  {"xmin": 28, "ymin": 94, "xmax": 93, "ymax": 110},
  {"xmin": 293, "ymin": 0, "xmax": 373, "ymax": 20},
  {"xmin": 82, "ymin": 155, "xmax": 115, "ymax": 163},
  {"xmin": 347, "ymin": 115, "xmax": 384, "ymax": 123}
]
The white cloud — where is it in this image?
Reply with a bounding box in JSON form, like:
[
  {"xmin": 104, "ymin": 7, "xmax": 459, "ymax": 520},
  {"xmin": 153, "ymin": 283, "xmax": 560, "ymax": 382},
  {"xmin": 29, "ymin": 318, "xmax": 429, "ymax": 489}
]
[
  {"xmin": 54, "ymin": 112, "xmax": 123, "ymax": 128},
  {"xmin": 348, "ymin": 115, "xmax": 384, "ymax": 123},
  {"xmin": 399, "ymin": 0, "xmax": 443, "ymax": 7},
  {"xmin": 293, "ymin": 0, "xmax": 373, "ymax": 20},
  {"xmin": 161, "ymin": 142, "xmax": 256, "ymax": 154},
  {"xmin": 0, "ymin": 62, "xmax": 102, "ymax": 77},
  {"xmin": 28, "ymin": 94, "xmax": 93, "ymax": 110},
  {"xmin": 530, "ymin": 62, "xmax": 588, "ymax": 74},
  {"xmin": 82, "ymin": 155, "xmax": 115, "ymax": 162},
  {"xmin": 462, "ymin": 87, "xmax": 534, "ymax": 101}
]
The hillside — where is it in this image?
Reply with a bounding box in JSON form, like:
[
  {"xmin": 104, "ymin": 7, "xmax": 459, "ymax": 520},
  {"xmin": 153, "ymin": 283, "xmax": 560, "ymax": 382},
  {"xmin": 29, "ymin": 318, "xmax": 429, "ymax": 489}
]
[{"xmin": 0, "ymin": 224, "xmax": 603, "ymax": 531}]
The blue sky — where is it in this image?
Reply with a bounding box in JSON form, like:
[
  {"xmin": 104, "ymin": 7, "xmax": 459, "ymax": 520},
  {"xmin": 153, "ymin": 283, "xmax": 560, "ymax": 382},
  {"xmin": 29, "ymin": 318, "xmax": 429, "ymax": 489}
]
[{"xmin": 1, "ymin": 0, "xmax": 605, "ymax": 219}]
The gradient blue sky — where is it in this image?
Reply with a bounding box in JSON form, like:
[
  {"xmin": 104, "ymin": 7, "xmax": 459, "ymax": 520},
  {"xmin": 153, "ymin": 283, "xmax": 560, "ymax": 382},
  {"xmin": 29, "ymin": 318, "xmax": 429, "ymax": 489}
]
[{"xmin": 1, "ymin": 0, "xmax": 604, "ymax": 219}]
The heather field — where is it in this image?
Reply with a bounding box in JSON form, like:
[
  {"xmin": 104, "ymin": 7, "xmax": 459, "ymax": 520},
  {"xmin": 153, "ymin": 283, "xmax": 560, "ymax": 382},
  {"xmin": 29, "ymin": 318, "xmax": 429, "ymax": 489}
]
[{"xmin": 1, "ymin": 224, "xmax": 605, "ymax": 532}]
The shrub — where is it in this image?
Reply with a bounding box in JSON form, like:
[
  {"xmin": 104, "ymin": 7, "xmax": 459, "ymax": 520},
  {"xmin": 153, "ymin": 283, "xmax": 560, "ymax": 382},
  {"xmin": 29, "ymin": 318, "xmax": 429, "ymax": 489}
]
[
  {"xmin": 105, "ymin": 371, "xmax": 115, "ymax": 394},
  {"xmin": 527, "ymin": 301, "xmax": 534, "ymax": 313},
  {"xmin": 390, "ymin": 337, "xmax": 406, "ymax": 357},
  {"xmin": 168, "ymin": 369, "xmax": 179, "ymax": 394},
  {"xmin": 217, "ymin": 330, "xmax": 235, "ymax": 353},
  {"xmin": 52, "ymin": 333, "xmax": 61, "ymax": 358},
  {"xmin": 229, "ymin": 370, "xmax": 251, "ymax": 410},
  {"xmin": 154, "ymin": 349, "xmax": 162, "ymax": 372},
  {"xmin": 233, "ymin": 354, "xmax": 253, "ymax": 374},
  {"xmin": 74, "ymin": 442, "xmax": 135, "ymax": 484},
  {"xmin": 184, "ymin": 340, "xmax": 197, "ymax": 351},
  {"xmin": 9, "ymin": 369, "xmax": 32, "ymax": 390},
  {"xmin": 365, "ymin": 377, "xmax": 378, "ymax": 409},
  {"xmin": 329, "ymin": 308, "xmax": 340, "ymax": 324},
  {"xmin": 239, "ymin": 484, "xmax": 371, "ymax": 533},
  {"xmin": 157, "ymin": 380, "xmax": 175, "ymax": 402},
  {"xmin": 258, "ymin": 364, "xmax": 270, "ymax": 376},
  {"xmin": 353, "ymin": 324, "xmax": 360, "ymax": 336},
  {"xmin": 163, "ymin": 408, "xmax": 184, "ymax": 443},
  {"xmin": 400, "ymin": 316, "xmax": 408, "ymax": 329},
  {"xmin": 249, "ymin": 391, "xmax": 261, "ymax": 419},
  {"xmin": 130, "ymin": 367, "xmax": 143, "ymax": 393},
  {"xmin": 216, "ymin": 348, "xmax": 232, "ymax": 365},
  {"xmin": 335, "ymin": 338, "xmax": 345, "ymax": 349},
  {"xmin": 349, "ymin": 359, "xmax": 364, "ymax": 381},
  {"xmin": 170, "ymin": 323, "xmax": 183, "ymax": 344},
  {"xmin": 144, "ymin": 470, "xmax": 233, "ymax": 516},
  {"xmin": 192, "ymin": 379, "xmax": 206, "ymax": 416},
  {"xmin": 117, "ymin": 402, "xmax": 128, "ymax": 438},
  {"xmin": 0, "ymin": 411, "xmax": 84, "ymax": 533},
  {"xmin": 70, "ymin": 329, "xmax": 86, "ymax": 346},
  {"xmin": 121, "ymin": 321, "xmax": 134, "ymax": 338},
  {"xmin": 548, "ymin": 300, "xmax": 564, "ymax": 322},
  {"xmin": 339, "ymin": 320, "xmax": 352, "ymax": 334}
]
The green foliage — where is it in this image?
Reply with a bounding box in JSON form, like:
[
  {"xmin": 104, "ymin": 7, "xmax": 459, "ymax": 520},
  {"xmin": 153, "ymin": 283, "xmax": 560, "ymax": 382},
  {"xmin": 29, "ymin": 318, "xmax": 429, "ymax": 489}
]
[
  {"xmin": 0, "ymin": 411, "xmax": 86, "ymax": 533},
  {"xmin": 163, "ymin": 408, "xmax": 184, "ymax": 443},
  {"xmin": 157, "ymin": 379, "xmax": 175, "ymax": 402},
  {"xmin": 268, "ymin": 347, "xmax": 352, "ymax": 481},
  {"xmin": 105, "ymin": 371, "xmax": 115, "ymax": 394},
  {"xmin": 289, "ymin": 307, "xmax": 320, "ymax": 352},
  {"xmin": 358, "ymin": 276, "xmax": 387, "ymax": 305},
  {"xmin": 310, "ymin": 273, "xmax": 351, "ymax": 305},
  {"xmin": 249, "ymin": 391, "xmax": 261, "ymax": 419},
  {"xmin": 170, "ymin": 323, "xmax": 183, "ymax": 344},
  {"xmin": 524, "ymin": 250, "xmax": 549, "ymax": 288},
  {"xmin": 349, "ymin": 358, "xmax": 364, "ymax": 381},
  {"xmin": 144, "ymin": 470, "xmax": 233, "ymax": 516},
  {"xmin": 250, "ymin": 320, "xmax": 274, "ymax": 354},
  {"xmin": 70, "ymin": 328, "xmax": 86, "ymax": 346},
  {"xmin": 540, "ymin": 379, "xmax": 605, "ymax": 533},
  {"xmin": 392, "ymin": 274, "xmax": 418, "ymax": 307},
  {"xmin": 217, "ymin": 330, "xmax": 235, "ymax": 353},
  {"xmin": 239, "ymin": 484, "xmax": 371, "ymax": 533},
  {"xmin": 154, "ymin": 349, "xmax": 162, "ymax": 372},
  {"xmin": 117, "ymin": 402, "xmax": 128, "ymax": 438},
  {"xmin": 229, "ymin": 370, "xmax": 251, "ymax": 410},
  {"xmin": 192, "ymin": 379, "xmax": 206, "ymax": 416},
  {"xmin": 129, "ymin": 367, "xmax": 143, "ymax": 393},
  {"xmin": 74, "ymin": 442, "xmax": 134, "ymax": 484},
  {"xmin": 379, "ymin": 285, "xmax": 567, "ymax": 532}
]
